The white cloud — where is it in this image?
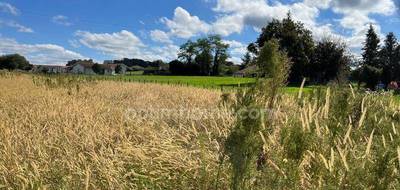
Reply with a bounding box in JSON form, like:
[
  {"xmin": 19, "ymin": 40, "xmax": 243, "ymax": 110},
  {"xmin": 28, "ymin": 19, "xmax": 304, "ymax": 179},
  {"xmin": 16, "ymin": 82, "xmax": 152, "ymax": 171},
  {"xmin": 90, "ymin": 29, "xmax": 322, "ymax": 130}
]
[
  {"xmin": 75, "ymin": 30, "xmax": 178, "ymax": 61},
  {"xmin": 52, "ymin": 15, "xmax": 72, "ymax": 26},
  {"xmin": 223, "ymin": 40, "xmax": 247, "ymax": 64},
  {"xmin": 150, "ymin": 29, "xmax": 172, "ymax": 44},
  {"xmin": 68, "ymin": 39, "xmax": 80, "ymax": 48},
  {"xmin": 75, "ymin": 30, "xmax": 145, "ymax": 58},
  {"xmin": 211, "ymin": 14, "xmax": 243, "ymax": 36},
  {"xmin": 161, "ymin": 7, "xmax": 211, "ymax": 39},
  {"xmin": 0, "ymin": 2, "xmax": 19, "ymax": 15},
  {"xmin": 0, "ymin": 37, "xmax": 86, "ymax": 65},
  {"xmin": 0, "ymin": 20, "xmax": 33, "ymax": 33},
  {"xmin": 209, "ymin": 0, "xmax": 397, "ymax": 50}
]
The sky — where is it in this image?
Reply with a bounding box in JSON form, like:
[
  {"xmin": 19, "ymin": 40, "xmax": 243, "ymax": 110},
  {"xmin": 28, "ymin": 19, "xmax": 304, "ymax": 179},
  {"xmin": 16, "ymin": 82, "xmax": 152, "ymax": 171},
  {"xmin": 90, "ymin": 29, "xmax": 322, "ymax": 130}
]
[{"xmin": 0, "ymin": 0, "xmax": 399, "ymax": 65}]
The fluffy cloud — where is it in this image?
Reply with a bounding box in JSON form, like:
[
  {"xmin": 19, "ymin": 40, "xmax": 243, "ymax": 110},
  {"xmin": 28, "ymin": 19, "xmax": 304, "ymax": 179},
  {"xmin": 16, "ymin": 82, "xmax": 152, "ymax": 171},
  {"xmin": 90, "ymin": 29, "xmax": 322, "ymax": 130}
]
[
  {"xmin": 0, "ymin": 37, "xmax": 86, "ymax": 65},
  {"xmin": 150, "ymin": 29, "xmax": 172, "ymax": 44},
  {"xmin": 52, "ymin": 15, "xmax": 72, "ymax": 26},
  {"xmin": 75, "ymin": 30, "xmax": 145, "ymax": 58},
  {"xmin": 0, "ymin": 20, "xmax": 33, "ymax": 33},
  {"xmin": 211, "ymin": 14, "xmax": 244, "ymax": 36},
  {"xmin": 0, "ymin": 2, "xmax": 19, "ymax": 15},
  {"xmin": 210, "ymin": 0, "xmax": 397, "ymax": 49},
  {"xmin": 75, "ymin": 30, "xmax": 178, "ymax": 61},
  {"xmin": 223, "ymin": 40, "xmax": 247, "ymax": 64},
  {"xmin": 161, "ymin": 7, "xmax": 211, "ymax": 39}
]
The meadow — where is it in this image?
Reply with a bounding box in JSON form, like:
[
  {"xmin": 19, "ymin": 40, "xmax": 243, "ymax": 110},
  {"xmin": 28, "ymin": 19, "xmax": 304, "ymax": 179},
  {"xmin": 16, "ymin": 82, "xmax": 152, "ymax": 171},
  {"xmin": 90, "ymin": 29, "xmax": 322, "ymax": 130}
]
[
  {"xmin": 1, "ymin": 72, "xmax": 400, "ymax": 189},
  {"xmin": 92, "ymin": 74, "xmax": 255, "ymax": 88}
]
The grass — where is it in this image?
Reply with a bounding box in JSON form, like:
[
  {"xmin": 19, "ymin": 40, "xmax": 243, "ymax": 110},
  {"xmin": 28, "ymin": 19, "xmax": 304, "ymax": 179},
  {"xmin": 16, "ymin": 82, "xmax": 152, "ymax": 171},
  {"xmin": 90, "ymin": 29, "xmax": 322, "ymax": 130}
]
[
  {"xmin": 119, "ymin": 75, "xmax": 256, "ymax": 88},
  {"xmin": 2, "ymin": 72, "xmax": 400, "ymax": 189}
]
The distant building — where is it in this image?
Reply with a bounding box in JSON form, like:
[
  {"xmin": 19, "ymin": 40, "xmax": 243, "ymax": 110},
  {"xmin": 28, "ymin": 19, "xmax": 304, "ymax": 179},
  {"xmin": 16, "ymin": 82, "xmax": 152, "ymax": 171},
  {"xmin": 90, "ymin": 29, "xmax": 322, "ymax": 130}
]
[
  {"xmin": 233, "ymin": 65, "xmax": 258, "ymax": 77},
  {"xmin": 32, "ymin": 65, "xmax": 68, "ymax": 74},
  {"xmin": 101, "ymin": 64, "xmax": 127, "ymax": 75},
  {"xmin": 70, "ymin": 62, "xmax": 96, "ymax": 75},
  {"xmin": 103, "ymin": 60, "xmax": 114, "ymax": 64}
]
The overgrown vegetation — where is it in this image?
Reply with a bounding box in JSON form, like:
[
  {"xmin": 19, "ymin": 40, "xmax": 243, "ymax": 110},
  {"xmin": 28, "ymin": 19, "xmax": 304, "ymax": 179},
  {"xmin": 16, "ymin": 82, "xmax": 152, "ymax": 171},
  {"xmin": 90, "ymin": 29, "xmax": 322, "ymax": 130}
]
[{"xmin": 1, "ymin": 68, "xmax": 400, "ymax": 188}]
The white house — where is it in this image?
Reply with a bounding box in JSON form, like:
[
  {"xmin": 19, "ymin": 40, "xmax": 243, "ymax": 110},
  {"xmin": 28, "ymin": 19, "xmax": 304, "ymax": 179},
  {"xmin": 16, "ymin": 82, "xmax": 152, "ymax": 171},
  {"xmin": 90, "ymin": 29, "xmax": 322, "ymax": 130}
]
[
  {"xmin": 101, "ymin": 64, "xmax": 127, "ymax": 75},
  {"xmin": 70, "ymin": 62, "xmax": 96, "ymax": 75},
  {"xmin": 32, "ymin": 65, "xmax": 68, "ymax": 74}
]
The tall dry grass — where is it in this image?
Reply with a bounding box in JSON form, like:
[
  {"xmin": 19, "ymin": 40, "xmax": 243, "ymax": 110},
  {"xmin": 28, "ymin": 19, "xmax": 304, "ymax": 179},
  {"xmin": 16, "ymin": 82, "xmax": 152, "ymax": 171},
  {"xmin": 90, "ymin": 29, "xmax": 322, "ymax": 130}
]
[
  {"xmin": 0, "ymin": 73, "xmax": 233, "ymax": 189},
  {"xmin": 1, "ymin": 72, "xmax": 400, "ymax": 189}
]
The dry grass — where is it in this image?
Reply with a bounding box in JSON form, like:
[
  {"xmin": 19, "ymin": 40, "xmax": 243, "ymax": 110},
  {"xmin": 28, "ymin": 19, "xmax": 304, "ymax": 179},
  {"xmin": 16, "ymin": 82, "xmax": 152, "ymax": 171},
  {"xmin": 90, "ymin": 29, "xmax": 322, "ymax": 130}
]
[
  {"xmin": 0, "ymin": 73, "xmax": 233, "ymax": 189},
  {"xmin": 2, "ymin": 72, "xmax": 400, "ymax": 189}
]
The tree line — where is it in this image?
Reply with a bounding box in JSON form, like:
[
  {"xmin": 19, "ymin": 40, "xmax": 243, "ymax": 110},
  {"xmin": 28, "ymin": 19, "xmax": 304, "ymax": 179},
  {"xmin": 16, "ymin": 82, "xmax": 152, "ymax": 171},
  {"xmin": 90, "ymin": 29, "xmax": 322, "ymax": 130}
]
[
  {"xmin": 169, "ymin": 35, "xmax": 234, "ymax": 76},
  {"xmin": 353, "ymin": 26, "xmax": 400, "ymax": 90},
  {"xmin": 0, "ymin": 54, "xmax": 32, "ymax": 71}
]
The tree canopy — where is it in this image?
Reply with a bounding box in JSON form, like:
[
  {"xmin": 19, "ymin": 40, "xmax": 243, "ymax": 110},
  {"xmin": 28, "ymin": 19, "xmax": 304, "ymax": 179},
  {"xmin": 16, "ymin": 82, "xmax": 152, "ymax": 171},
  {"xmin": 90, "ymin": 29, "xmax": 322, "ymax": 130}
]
[
  {"xmin": 253, "ymin": 13, "xmax": 314, "ymax": 83},
  {"xmin": 0, "ymin": 54, "xmax": 32, "ymax": 71},
  {"xmin": 176, "ymin": 35, "xmax": 230, "ymax": 76}
]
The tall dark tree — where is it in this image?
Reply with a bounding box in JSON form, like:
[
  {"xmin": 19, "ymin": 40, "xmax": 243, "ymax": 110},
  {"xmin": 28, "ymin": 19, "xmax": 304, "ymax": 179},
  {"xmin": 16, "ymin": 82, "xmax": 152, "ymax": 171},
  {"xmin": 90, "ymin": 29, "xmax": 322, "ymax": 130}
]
[
  {"xmin": 311, "ymin": 39, "xmax": 351, "ymax": 84},
  {"xmin": 178, "ymin": 40, "xmax": 197, "ymax": 64},
  {"xmin": 362, "ymin": 24, "xmax": 381, "ymax": 68},
  {"xmin": 379, "ymin": 32, "xmax": 399, "ymax": 84},
  {"xmin": 195, "ymin": 38, "xmax": 213, "ymax": 76},
  {"xmin": 361, "ymin": 24, "xmax": 381, "ymax": 89},
  {"xmin": 92, "ymin": 63, "xmax": 103, "ymax": 74},
  {"xmin": 0, "ymin": 54, "xmax": 31, "ymax": 70},
  {"xmin": 209, "ymin": 35, "xmax": 229, "ymax": 76},
  {"xmin": 241, "ymin": 52, "xmax": 252, "ymax": 68},
  {"xmin": 177, "ymin": 36, "xmax": 229, "ymax": 76},
  {"xmin": 255, "ymin": 13, "xmax": 314, "ymax": 83}
]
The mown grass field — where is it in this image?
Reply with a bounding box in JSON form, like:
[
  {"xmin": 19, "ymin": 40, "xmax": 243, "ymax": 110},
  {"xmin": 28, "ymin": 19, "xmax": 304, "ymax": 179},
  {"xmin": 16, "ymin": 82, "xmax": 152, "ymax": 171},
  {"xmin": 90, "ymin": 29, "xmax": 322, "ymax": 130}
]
[{"xmin": 104, "ymin": 75, "xmax": 256, "ymax": 88}]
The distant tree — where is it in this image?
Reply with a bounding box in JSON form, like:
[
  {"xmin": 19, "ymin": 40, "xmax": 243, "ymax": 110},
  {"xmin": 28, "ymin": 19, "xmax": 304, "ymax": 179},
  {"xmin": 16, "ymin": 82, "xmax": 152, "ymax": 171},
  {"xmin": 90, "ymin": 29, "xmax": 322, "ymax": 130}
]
[
  {"xmin": 0, "ymin": 54, "xmax": 31, "ymax": 70},
  {"xmin": 311, "ymin": 39, "xmax": 351, "ymax": 84},
  {"xmin": 177, "ymin": 36, "xmax": 229, "ymax": 76},
  {"xmin": 67, "ymin": 59, "xmax": 94, "ymax": 66},
  {"xmin": 255, "ymin": 13, "xmax": 314, "ymax": 83},
  {"xmin": 194, "ymin": 38, "xmax": 213, "ymax": 76},
  {"xmin": 379, "ymin": 32, "xmax": 399, "ymax": 84},
  {"xmin": 169, "ymin": 59, "xmax": 200, "ymax": 76},
  {"xmin": 92, "ymin": 63, "xmax": 103, "ymax": 74},
  {"xmin": 209, "ymin": 35, "xmax": 229, "ymax": 76},
  {"xmin": 178, "ymin": 40, "xmax": 197, "ymax": 64},
  {"xmin": 241, "ymin": 52, "xmax": 252, "ymax": 68},
  {"xmin": 361, "ymin": 24, "xmax": 381, "ymax": 89}
]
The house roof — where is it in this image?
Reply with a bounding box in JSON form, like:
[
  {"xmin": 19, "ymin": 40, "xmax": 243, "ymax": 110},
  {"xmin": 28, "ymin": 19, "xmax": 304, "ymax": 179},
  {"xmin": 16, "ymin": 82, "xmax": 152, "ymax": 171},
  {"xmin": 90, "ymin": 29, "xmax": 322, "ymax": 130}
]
[
  {"xmin": 234, "ymin": 65, "xmax": 258, "ymax": 75},
  {"xmin": 34, "ymin": 65, "xmax": 68, "ymax": 68},
  {"xmin": 73, "ymin": 62, "xmax": 94, "ymax": 68}
]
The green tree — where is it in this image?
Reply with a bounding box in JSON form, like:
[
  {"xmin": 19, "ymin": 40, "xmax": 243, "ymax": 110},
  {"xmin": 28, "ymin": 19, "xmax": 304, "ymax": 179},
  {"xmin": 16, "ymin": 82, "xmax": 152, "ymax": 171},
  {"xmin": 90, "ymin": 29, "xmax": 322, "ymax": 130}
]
[
  {"xmin": 178, "ymin": 40, "xmax": 197, "ymax": 64},
  {"xmin": 209, "ymin": 35, "xmax": 229, "ymax": 76},
  {"xmin": 311, "ymin": 39, "xmax": 351, "ymax": 84},
  {"xmin": 195, "ymin": 38, "xmax": 213, "ymax": 76},
  {"xmin": 92, "ymin": 63, "xmax": 103, "ymax": 74},
  {"xmin": 115, "ymin": 65, "xmax": 123, "ymax": 74},
  {"xmin": 178, "ymin": 36, "xmax": 230, "ymax": 76},
  {"xmin": 225, "ymin": 39, "xmax": 291, "ymax": 190},
  {"xmin": 0, "ymin": 54, "xmax": 31, "ymax": 71},
  {"xmin": 241, "ymin": 52, "xmax": 252, "ymax": 68},
  {"xmin": 255, "ymin": 13, "xmax": 314, "ymax": 83},
  {"xmin": 361, "ymin": 24, "xmax": 381, "ymax": 89},
  {"xmin": 379, "ymin": 32, "xmax": 398, "ymax": 84}
]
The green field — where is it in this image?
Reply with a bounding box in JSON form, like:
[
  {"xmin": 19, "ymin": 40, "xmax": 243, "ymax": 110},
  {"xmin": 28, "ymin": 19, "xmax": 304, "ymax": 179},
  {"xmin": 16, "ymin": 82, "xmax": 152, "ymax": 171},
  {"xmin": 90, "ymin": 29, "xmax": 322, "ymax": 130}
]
[{"xmin": 95, "ymin": 75, "xmax": 257, "ymax": 88}]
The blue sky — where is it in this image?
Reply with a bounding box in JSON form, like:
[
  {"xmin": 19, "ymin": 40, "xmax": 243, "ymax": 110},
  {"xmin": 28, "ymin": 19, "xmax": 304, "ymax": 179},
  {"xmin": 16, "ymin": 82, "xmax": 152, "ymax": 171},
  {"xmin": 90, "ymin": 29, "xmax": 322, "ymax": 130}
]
[{"xmin": 0, "ymin": 0, "xmax": 399, "ymax": 65}]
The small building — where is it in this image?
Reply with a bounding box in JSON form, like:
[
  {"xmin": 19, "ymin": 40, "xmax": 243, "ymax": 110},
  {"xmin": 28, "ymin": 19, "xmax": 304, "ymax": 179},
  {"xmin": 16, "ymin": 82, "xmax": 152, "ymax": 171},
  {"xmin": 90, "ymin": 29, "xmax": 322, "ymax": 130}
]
[
  {"xmin": 233, "ymin": 65, "xmax": 258, "ymax": 77},
  {"xmin": 101, "ymin": 64, "xmax": 127, "ymax": 75},
  {"xmin": 70, "ymin": 62, "xmax": 96, "ymax": 75},
  {"xmin": 32, "ymin": 65, "xmax": 68, "ymax": 74}
]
